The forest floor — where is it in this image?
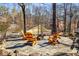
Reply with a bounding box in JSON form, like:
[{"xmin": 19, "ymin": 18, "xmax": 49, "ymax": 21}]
[{"xmin": 4, "ymin": 36, "xmax": 78, "ymax": 56}]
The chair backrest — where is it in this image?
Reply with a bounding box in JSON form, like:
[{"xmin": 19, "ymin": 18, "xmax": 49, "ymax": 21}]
[
  {"xmin": 25, "ymin": 32, "xmax": 33, "ymax": 38},
  {"xmin": 52, "ymin": 33, "xmax": 60, "ymax": 38}
]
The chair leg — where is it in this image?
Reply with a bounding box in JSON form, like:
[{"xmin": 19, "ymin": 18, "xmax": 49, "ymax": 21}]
[{"xmin": 32, "ymin": 41, "xmax": 36, "ymax": 46}]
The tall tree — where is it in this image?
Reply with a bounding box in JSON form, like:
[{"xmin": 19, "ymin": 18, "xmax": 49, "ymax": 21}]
[
  {"xmin": 0, "ymin": 5, "xmax": 9, "ymax": 32},
  {"xmin": 51, "ymin": 3, "xmax": 57, "ymax": 34},
  {"xmin": 32, "ymin": 5, "xmax": 41, "ymax": 35},
  {"xmin": 69, "ymin": 4, "xmax": 73, "ymax": 35},
  {"xmin": 0, "ymin": 5, "xmax": 8, "ymax": 17},
  {"xmin": 64, "ymin": 3, "xmax": 67, "ymax": 36},
  {"xmin": 18, "ymin": 3, "xmax": 26, "ymax": 34},
  {"xmin": 11, "ymin": 5, "xmax": 17, "ymax": 24}
]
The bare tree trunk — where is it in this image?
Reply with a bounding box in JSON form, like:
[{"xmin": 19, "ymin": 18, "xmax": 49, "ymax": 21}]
[
  {"xmin": 38, "ymin": 25, "xmax": 39, "ymax": 35},
  {"xmin": 22, "ymin": 6, "xmax": 26, "ymax": 34},
  {"xmin": 64, "ymin": 3, "xmax": 67, "ymax": 36},
  {"xmin": 69, "ymin": 4, "xmax": 73, "ymax": 35},
  {"xmin": 18, "ymin": 3, "xmax": 26, "ymax": 34},
  {"xmin": 51, "ymin": 3, "xmax": 57, "ymax": 34}
]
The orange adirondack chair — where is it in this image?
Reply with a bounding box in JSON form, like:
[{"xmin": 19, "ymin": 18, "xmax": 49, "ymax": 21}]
[
  {"xmin": 48, "ymin": 32, "xmax": 61, "ymax": 45},
  {"xmin": 21, "ymin": 31, "xmax": 37, "ymax": 46}
]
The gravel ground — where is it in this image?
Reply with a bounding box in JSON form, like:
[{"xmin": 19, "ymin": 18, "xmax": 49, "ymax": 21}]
[{"xmin": 4, "ymin": 36, "xmax": 78, "ymax": 56}]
